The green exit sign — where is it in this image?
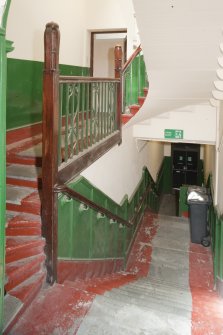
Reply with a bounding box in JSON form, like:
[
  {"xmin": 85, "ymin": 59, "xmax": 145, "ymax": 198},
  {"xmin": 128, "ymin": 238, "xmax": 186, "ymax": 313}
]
[{"xmin": 164, "ymin": 129, "xmax": 184, "ymax": 139}]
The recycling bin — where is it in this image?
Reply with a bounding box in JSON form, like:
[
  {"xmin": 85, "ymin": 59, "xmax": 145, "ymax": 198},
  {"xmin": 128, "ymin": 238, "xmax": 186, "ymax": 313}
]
[{"xmin": 187, "ymin": 187, "xmax": 211, "ymax": 244}]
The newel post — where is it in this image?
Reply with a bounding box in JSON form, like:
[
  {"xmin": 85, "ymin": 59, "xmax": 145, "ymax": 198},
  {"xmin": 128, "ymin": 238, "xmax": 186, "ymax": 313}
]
[
  {"xmin": 42, "ymin": 22, "xmax": 60, "ymax": 284},
  {"xmin": 114, "ymin": 45, "xmax": 123, "ymax": 79},
  {"xmin": 114, "ymin": 45, "xmax": 123, "ymax": 142}
]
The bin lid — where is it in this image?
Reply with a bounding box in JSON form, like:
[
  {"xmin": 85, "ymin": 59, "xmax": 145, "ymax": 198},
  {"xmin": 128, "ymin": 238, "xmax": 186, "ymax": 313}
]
[
  {"xmin": 187, "ymin": 185, "xmax": 209, "ymax": 194},
  {"xmin": 187, "ymin": 191, "xmax": 210, "ymax": 204}
]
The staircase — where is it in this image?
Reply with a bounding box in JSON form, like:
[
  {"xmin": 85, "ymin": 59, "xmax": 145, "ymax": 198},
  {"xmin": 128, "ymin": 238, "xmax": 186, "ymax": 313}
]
[
  {"xmin": 5, "ymin": 202, "xmax": 223, "ymax": 334},
  {"xmin": 4, "ymin": 127, "xmax": 46, "ymax": 333},
  {"xmin": 122, "ymin": 87, "xmax": 148, "ymax": 125}
]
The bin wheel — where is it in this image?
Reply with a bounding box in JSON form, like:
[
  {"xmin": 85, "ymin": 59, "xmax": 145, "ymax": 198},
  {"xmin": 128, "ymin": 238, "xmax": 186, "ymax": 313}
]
[{"xmin": 201, "ymin": 237, "xmax": 210, "ymax": 247}]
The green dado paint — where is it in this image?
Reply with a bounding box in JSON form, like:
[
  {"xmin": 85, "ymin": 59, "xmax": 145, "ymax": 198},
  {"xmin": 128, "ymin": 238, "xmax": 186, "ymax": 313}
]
[
  {"xmin": 6, "ymin": 58, "xmax": 90, "ymax": 129},
  {"xmin": 58, "ymin": 168, "xmax": 159, "ymax": 264}
]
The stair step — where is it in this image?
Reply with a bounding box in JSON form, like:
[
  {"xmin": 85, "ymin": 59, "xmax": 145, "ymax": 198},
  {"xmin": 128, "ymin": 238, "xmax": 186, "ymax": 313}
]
[
  {"xmin": 6, "ymin": 163, "xmax": 41, "ymax": 188},
  {"xmin": 122, "ymin": 113, "xmax": 133, "ymax": 124},
  {"xmin": 6, "ymin": 212, "xmax": 41, "ymax": 236},
  {"xmin": 65, "ymin": 273, "xmax": 137, "ymax": 295},
  {"xmin": 77, "ymin": 293, "xmax": 191, "ymax": 335},
  {"xmin": 6, "ymin": 185, "xmax": 41, "ymax": 215},
  {"xmin": 6, "ymin": 137, "xmax": 42, "ymax": 166},
  {"xmin": 129, "ymin": 104, "xmax": 140, "ymax": 115},
  {"xmin": 105, "ymin": 284, "xmax": 192, "ymax": 312},
  {"xmin": 138, "ymin": 96, "xmax": 146, "ymax": 106},
  {"xmin": 6, "ymin": 236, "xmax": 45, "ymax": 263},
  {"xmin": 18, "ymin": 142, "xmax": 42, "ymax": 159},
  {"xmin": 9, "ymin": 282, "xmax": 94, "ymax": 335},
  {"xmin": 143, "ymin": 87, "xmax": 148, "ymax": 96},
  {"xmin": 101, "ymin": 291, "xmax": 191, "ymax": 318},
  {"xmin": 4, "ymin": 271, "xmax": 46, "ymax": 334},
  {"xmin": 3, "ymin": 294, "xmax": 23, "ymax": 332},
  {"xmin": 5, "ymin": 254, "xmax": 45, "ymax": 292},
  {"xmin": 122, "ymin": 277, "xmax": 191, "ymax": 297},
  {"xmin": 9, "ymin": 270, "xmax": 46, "ymax": 303}
]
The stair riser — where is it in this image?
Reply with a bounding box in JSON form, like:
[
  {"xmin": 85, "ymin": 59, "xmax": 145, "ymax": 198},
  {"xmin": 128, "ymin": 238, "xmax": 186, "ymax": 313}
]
[
  {"xmin": 6, "ymin": 227, "xmax": 41, "ymax": 236},
  {"xmin": 138, "ymin": 97, "xmax": 145, "ymax": 106},
  {"xmin": 6, "ymin": 155, "xmax": 42, "ymax": 167},
  {"xmin": 129, "ymin": 106, "xmax": 140, "ymax": 115},
  {"xmin": 6, "ymin": 243, "xmax": 44, "ymax": 263},
  {"xmin": 4, "ymin": 272, "xmax": 45, "ymax": 335},
  {"xmin": 5, "ymin": 258, "xmax": 45, "ymax": 292},
  {"xmin": 6, "ymin": 177, "xmax": 41, "ymax": 189},
  {"xmin": 6, "ymin": 203, "xmax": 40, "ymax": 216}
]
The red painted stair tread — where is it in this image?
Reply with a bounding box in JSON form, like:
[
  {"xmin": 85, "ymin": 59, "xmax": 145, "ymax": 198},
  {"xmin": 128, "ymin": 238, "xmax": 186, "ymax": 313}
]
[
  {"xmin": 9, "ymin": 271, "xmax": 45, "ymax": 303},
  {"xmin": 6, "ymin": 190, "xmax": 41, "ymax": 215},
  {"xmin": 9, "ymin": 283, "xmax": 94, "ymax": 335},
  {"xmin": 6, "ymin": 237, "xmax": 45, "ymax": 263},
  {"xmin": 6, "ymin": 213, "xmax": 41, "ymax": 236},
  {"xmin": 129, "ymin": 104, "xmax": 140, "ymax": 115},
  {"xmin": 5, "ymin": 254, "xmax": 45, "ymax": 292}
]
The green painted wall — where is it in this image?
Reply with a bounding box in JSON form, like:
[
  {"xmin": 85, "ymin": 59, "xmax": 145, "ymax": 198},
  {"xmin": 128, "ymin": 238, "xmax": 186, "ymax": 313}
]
[
  {"xmin": 6, "ymin": 58, "xmax": 90, "ymax": 129},
  {"xmin": 156, "ymin": 156, "xmax": 172, "ymax": 194},
  {"xmin": 124, "ymin": 54, "xmax": 147, "ymax": 107},
  {"xmin": 58, "ymin": 167, "xmax": 159, "ymax": 265},
  {"xmin": 209, "ymin": 197, "xmax": 223, "ymax": 287},
  {"xmin": 0, "ymin": 1, "xmax": 12, "ymax": 331}
]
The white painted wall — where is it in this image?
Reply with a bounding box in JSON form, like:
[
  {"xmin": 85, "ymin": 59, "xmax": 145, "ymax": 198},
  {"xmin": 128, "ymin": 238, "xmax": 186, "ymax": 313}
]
[
  {"xmin": 6, "ymin": 0, "xmax": 87, "ymax": 65},
  {"xmin": 133, "ymin": 105, "xmax": 216, "ymax": 145},
  {"xmin": 204, "ymin": 145, "xmax": 215, "ymax": 183},
  {"xmin": 93, "ymin": 38, "xmax": 124, "ymax": 77},
  {"xmin": 147, "ymin": 141, "xmax": 164, "ymax": 181},
  {"xmin": 6, "ymin": 0, "xmax": 137, "ymax": 67},
  {"xmin": 81, "ymin": 126, "xmax": 152, "ymax": 204}
]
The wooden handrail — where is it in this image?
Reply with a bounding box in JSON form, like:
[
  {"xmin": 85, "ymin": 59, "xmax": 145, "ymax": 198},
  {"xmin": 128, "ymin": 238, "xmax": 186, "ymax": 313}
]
[
  {"xmin": 54, "ymin": 183, "xmax": 151, "ymax": 227},
  {"xmin": 122, "ymin": 44, "xmax": 142, "ymax": 72},
  {"xmin": 59, "ymin": 75, "xmax": 120, "ymax": 83}
]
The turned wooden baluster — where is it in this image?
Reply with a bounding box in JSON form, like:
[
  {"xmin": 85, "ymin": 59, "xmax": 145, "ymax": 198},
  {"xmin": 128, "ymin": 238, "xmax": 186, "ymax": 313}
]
[{"xmin": 42, "ymin": 22, "xmax": 60, "ymax": 284}]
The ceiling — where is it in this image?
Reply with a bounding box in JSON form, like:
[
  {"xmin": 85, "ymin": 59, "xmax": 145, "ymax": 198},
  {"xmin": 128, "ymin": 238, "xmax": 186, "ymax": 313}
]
[{"xmin": 130, "ymin": 0, "xmax": 223, "ymax": 122}]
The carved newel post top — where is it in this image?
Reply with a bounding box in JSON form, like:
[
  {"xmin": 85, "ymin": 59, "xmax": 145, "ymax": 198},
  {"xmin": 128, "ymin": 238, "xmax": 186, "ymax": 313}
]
[
  {"xmin": 45, "ymin": 22, "xmax": 59, "ymax": 30},
  {"xmin": 44, "ymin": 22, "xmax": 60, "ymax": 71}
]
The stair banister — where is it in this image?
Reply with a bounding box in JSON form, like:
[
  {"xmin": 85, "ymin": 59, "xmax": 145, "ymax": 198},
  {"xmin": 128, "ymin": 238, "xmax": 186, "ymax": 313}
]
[
  {"xmin": 54, "ymin": 183, "xmax": 151, "ymax": 227},
  {"xmin": 121, "ymin": 44, "xmax": 148, "ymax": 114},
  {"xmin": 42, "ymin": 22, "xmax": 123, "ymax": 284}
]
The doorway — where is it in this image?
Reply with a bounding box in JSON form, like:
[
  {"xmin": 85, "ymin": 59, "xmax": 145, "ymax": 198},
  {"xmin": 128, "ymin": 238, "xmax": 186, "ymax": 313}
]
[
  {"xmin": 172, "ymin": 143, "xmax": 200, "ymax": 189},
  {"xmin": 90, "ymin": 30, "xmax": 127, "ymax": 77}
]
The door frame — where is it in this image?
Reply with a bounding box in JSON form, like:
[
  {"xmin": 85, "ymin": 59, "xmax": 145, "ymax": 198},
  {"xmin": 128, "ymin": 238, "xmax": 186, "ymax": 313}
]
[{"xmin": 90, "ymin": 29, "xmax": 127, "ymax": 76}]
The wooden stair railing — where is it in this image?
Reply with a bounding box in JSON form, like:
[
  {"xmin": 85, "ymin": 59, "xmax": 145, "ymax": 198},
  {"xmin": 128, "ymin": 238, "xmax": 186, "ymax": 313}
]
[
  {"xmin": 42, "ymin": 22, "xmax": 122, "ymax": 284},
  {"xmin": 115, "ymin": 44, "xmax": 149, "ymax": 123},
  {"xmin": 54, "ymin": 183, "xmax": 151, "ymax": 228}
]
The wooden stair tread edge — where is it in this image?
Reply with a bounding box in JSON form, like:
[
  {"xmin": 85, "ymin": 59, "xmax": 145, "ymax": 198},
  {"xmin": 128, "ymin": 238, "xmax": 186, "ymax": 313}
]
[
  {"xmin": 5, "ymin": 254, "xmax": 45, "ymax": 292},
  {"xmin": 6, "ymin": 212, "xmax": 41, "ymax": 227},
  {"xmin": 6, "ymin": 237, "xmax": 45, "ymax": 263},
  {"xmin": 9, "ymin": 270, "xmax": 46, "ymax": 302}
]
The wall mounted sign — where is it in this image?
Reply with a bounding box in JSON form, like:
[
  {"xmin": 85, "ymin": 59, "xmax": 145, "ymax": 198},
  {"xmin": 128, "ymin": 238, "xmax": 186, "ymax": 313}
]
[{"xmin": 164, "ymin": 129, "xmax": 184, "ymax": 139}]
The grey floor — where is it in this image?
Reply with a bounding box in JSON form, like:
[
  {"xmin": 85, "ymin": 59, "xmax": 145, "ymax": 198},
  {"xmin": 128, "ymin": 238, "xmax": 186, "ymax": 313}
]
[
  {"xmin": 159, "ymin": 192, "xmax": 178, "ymax": 216},
  {"xmin": 77, "ymin": 214, "xmax": 192, "ymax": 335}
]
